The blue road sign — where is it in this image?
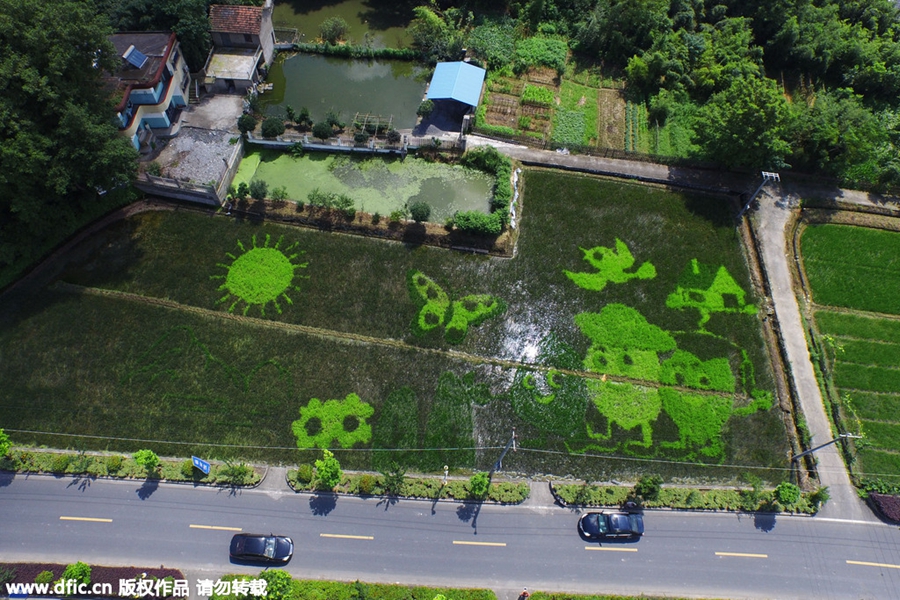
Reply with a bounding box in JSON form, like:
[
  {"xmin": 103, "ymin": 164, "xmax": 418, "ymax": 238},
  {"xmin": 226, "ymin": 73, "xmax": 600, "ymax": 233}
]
[{"xmin": 192, "ymin": 456, "xmax": 211, "ymax": 474}]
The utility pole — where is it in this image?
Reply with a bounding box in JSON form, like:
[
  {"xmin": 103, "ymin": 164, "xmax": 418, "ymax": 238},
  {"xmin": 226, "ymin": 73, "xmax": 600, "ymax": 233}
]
[
  {"xmin": 491, "ymin": 428, "xmax": 517, "ymax": 476},
  {"xmin": 791, "ymin": 433, "xmax": 861, "ymax": 484}
]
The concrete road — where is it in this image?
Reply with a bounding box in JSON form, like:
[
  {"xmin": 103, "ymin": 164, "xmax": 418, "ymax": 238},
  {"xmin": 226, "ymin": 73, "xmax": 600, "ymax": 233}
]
[{"xmin": 2, "ymin": 474, "xmax": 900, "ymax": 599}]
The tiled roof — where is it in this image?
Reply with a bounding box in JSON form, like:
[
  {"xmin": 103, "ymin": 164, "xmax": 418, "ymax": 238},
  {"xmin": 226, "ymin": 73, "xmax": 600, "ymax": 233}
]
[{"xmin": 209, "ymin": 5, "xmax": 262, "ymax": 35}]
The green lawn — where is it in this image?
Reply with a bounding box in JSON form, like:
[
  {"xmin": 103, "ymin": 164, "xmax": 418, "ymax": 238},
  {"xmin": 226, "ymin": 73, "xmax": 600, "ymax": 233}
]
[{"xmin": 0, "ymin": 170, "xmax": 785, "ymax": 481}]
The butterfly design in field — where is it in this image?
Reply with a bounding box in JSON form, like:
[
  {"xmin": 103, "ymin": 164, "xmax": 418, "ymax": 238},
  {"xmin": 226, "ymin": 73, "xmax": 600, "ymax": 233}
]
[{"xmin": 406, "ymin": 269, "xmax": 507, "ymax": 344}]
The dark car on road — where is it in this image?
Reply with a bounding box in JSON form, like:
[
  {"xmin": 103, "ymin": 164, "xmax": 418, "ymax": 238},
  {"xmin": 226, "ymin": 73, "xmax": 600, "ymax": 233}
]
[
  {"xmin": 578, "ymin": 511, "xmax": 644, "ymax": 540},
  {"xmin": 229, "ymin": 533, "xmax": 294, "ymax": 563}
]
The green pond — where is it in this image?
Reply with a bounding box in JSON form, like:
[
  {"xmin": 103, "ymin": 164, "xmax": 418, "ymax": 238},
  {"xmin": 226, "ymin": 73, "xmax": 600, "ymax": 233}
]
[
  {"xmin": 262, "ymin": 53, "xmax": 425, "ymax": 128},
  {"xmin": 234, "ymin": 149, "xmax": 493, "ymax": 220},
  {"xmin": 273, "ymin": 0, "xmax": 412, "ymax": 49}
]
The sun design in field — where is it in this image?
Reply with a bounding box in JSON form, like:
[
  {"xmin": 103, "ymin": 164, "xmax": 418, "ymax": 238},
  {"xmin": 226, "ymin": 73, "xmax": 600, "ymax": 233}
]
[{"xmin": 212, "ymin": 234, "xmax": 308, "ymax": 316}]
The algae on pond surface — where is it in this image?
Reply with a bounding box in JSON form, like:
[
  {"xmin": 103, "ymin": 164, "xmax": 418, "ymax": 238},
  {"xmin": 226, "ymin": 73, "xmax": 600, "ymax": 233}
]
[{"xmin": 233, "ymin": 150, "xmax": 494, "ymax": 221}]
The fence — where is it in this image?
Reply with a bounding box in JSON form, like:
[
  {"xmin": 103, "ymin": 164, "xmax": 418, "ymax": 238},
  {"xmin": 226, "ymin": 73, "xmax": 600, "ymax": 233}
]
[
  {"xmin": 216, "ymin": 138, "xmax": 245, "ymax": 201},
  {"xmin": 136, "ymin": 175, "xmax": 219, "ymax": 206}
]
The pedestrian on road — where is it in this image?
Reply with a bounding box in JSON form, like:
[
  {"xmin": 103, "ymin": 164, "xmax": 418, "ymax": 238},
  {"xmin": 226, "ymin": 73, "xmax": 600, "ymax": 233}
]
[{"xmin": 518, "ymin": 587, "xmax": 530, "ymax": 599}]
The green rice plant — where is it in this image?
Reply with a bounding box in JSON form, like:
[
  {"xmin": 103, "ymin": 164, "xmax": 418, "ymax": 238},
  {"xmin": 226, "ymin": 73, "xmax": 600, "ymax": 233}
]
[
  {"xmin": 445, "ymin": 295, "xmax": 507, "ymax": 344},
  {"xmin": 406, "ymin": 270, "xmax": 506, "ymax": 344},
  {"xmin": 859, "ymin": 420, "xmax": 900, "ymax": 451},
  {"xmin": 833, "ymin": 362, "xmax": 900, "ymax": 394},
  {"xmin": 372, "ymin": 387, "xmax": 419, "ymax": 470},
  {"xmin": 563, "ymin": 239, "xmax": 656, "ymax": 292},
  {"xmin": 419, "ymin": 372, "xmax": 480, "ymax": 471},
  {"xmin": 815, "ymin": 310, "xmax": 900, "ymax": 343},
  {"xmin": 521, "ymin": 84, "xmax": 555, "ymax": 107},
  {"xmin": 802, "ymin": 225, "xmax": 900, "ymax": 315},
  {"xmin": 212, "ymin": 234, "xmax": 308, "ymax": 317},
  {"xmin": 839, "ymin": 339, "xmax": 900, "ymax": 368},
  {"xmin": 551, "ymin": 109, "xmax": 585, "ymax": 146},
  {"xmin": 847, "ymin": 391, "xmax": 900, "ymax": 422},
  {"xmin": 406, "ymin": 269, "xmax": 452, "ymax": 337},
  {"xmin": 292, "ymin": 393, "xmax": 375, "ymax": 449},
  {"xmin": 583, "ymin": 381, "xmax": 661, "ymax": 449}
]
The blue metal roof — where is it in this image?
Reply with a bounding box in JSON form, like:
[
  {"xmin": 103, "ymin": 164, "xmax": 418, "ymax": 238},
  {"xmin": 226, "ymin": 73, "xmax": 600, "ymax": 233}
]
[{"xmin": 426, "ymin": 62, "xmax": 486, "ymax": 107}]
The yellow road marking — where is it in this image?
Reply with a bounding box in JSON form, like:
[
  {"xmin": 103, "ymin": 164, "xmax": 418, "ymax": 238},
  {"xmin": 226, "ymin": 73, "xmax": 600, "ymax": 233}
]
[
  {"xmin": 60, "ymin": 516, "xmax": 112, "ymax": 523},
  {"xmin": 847, "ymin": 560, "xmax": 900, "ymax": 570},
  {"xmin": 320, "ymin": 533, "xmax": 374, "ymax": 540},
  {"xmin": 189, "ymin": 524, "xmax": 242, "ymax": 532},
  {"xmin": 716, "ymin": 552, "xmax": 768, "ymax": 558},
  {"xmin": 585, "ymin": 546, "xmax": 638, "ymax": 552},
  {"xmin": 453, "ymin": 540, "xmax": 506, "ymax": 547}
]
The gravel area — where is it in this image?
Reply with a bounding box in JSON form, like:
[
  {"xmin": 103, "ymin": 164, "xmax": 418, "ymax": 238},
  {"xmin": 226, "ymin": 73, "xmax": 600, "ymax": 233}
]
[{"xmin": 156, "ymin": 127, "xmax": 237, "ymax": 184}]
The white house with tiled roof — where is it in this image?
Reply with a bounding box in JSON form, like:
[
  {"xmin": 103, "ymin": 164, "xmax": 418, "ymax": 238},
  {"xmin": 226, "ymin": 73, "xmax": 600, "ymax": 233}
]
[{"xmin": 209, "ymin": 0, "xmax": 275, "ymax": 67}]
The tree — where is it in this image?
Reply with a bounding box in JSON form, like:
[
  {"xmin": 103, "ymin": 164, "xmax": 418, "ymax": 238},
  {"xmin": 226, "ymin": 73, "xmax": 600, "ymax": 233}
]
[
  {"xmin": 386, "ymin": 129, "xmax": 402, "ymax": 145},
  {"xmin": 0, "ymin": 428, "xmax": 10, "ymax": 457},
  {"xmin": 249, "ymin": 179, "xmax": 268, "ymax": 201},
  {"xmin": 284, "ymin": 105, "xmax": 296, "ymax": 126},
  {"xmin": 417, "ymin": 99, "xmax": 435, "ymax": 118},
  {"xmin": 775, "ymin": 481, "xmax": 801, "ymax": 506},
  {"xmin": 314, "ymin": 449, "xmax": 342, "ymax": 491},
  {"xmin": 258, "ymin": 570, "xmax": 292, "ymax": 600},
  {"xmin": 408, "ymin": 6, "xmax": 461, "ymax": 63},
  {"xmin": 0, "ymin": 0, "xmax": 137, "ymax": 273},
  {"xmin": 693, "ymin": 76, "xmax": 790, "ymax": 169},
  {"xmin": 60, "ymin": 562, "xmax": 91, "ymax": 587},
  {"xmin": 468, "ymin": 471, "xmax": 491, "ymax": 499},
  {"xmin": 633, "ymin": 475, "xmax": 662, "ymax": 502},
  {"xmin": 409, "ymin": 201, "xmax": 432, "ymax": 223},
  {"xmin": 320, "ymin": 16, "xmax": 350, "ymax": 45},
  {"xmin": 133, "ymin": 449, "xmax": 160, "ymax": 472},
  {"xmin": 312, "ymin": 122, "xmax": 333, "ymax": 142},
  {"xmin": 238, "ymin": 114, "xmax": 257, "ymax": 136},
  {"xmin": 261, "ymin": 117, "xmax": 286, "ymax": 139},
  {"xmin": 379, "ymin": 461, "xmax": 406, "ymax": 496}
]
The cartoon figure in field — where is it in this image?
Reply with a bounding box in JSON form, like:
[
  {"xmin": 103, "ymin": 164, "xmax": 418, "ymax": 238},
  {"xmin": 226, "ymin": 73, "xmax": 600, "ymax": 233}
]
[
  {"xmin": 564, "ymin": 239, "xmax": 656, "ymax": 292},
  {"xmin": 666, "ymin": 258, "xmax": 756, "ymax": 330}
]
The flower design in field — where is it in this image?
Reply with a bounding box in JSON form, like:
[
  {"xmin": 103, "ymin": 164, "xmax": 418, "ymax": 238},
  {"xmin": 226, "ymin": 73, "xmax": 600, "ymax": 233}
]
[
  {"xmin": 212, "ymin": 234, "xmax": 308, "ymax": 316},
  {"xmin": 292, "ymin": 393, "xmax": 375, "ymax": 449}
]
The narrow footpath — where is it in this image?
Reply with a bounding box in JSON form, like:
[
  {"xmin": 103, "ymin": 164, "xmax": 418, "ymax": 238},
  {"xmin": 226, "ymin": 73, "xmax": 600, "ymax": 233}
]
[{"xmin": 468, "ymin": 134, "xmax": 897, "ymax": 522}]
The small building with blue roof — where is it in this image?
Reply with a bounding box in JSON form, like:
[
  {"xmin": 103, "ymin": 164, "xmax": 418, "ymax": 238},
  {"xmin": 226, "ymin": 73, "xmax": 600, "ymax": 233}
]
[{"xmin": 426, "ymin": 61, "xmax": 486, "ymax": 109}]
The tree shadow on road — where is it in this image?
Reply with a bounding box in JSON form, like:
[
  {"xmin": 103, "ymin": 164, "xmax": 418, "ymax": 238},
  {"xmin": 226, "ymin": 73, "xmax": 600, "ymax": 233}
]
[
  {"xmin": 456, "ymin": 500, "xmax": 482, "ymax": 534},
  {"xmin": 310, "ymin": 492, "xmax": 337, "ymax": 516},
  {"xmin": 136, "ymin": 479, "xmax": 159, "ymax": 500},
  {"xmin": 753, "ymin": 512, "xmax": 776, "ymax": 532},
  {"xmin": 67, "ymin": 474, "xmax": 97, "ymax": 492},
  {"xmin": 0, "ymin": 471, "xmax": 14, "ymax": 487},
  {"xmin": 376, "ymin": 494, "xmax": 400, "ymax": 512}
]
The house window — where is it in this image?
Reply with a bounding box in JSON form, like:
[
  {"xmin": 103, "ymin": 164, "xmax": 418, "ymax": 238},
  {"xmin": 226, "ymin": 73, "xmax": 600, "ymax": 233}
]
[{"xmin": 244, "ymin": 33, "xmax": 253, "ymax": 43}]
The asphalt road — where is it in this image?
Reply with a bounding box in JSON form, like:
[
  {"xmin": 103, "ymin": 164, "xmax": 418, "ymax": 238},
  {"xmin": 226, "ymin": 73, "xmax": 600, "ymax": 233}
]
[{"xmin": 2, "ymin": 474, "xmax": 900, "ymax": 599}]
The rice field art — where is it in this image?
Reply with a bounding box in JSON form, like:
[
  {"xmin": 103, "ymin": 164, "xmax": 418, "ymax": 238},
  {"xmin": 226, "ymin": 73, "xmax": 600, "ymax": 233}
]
[
  {"xmin": 505, "ymin": 240, "xmax": 772, "ymax": 463},
  {"xmin": 407, "ymin": 269, "xmax": 507, "ymax": 344},
  {"xmin": 212, "ymin": 234, "xmax": 308, "ymax": 316},
  {"xmin": 292, "ymin": 393, "xmax": 375, "ymax": 449}
]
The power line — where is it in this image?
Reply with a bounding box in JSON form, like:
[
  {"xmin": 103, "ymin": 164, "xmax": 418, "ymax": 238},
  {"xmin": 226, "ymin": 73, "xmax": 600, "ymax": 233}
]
[{"xmin": 5, "ymin": 428, "xmax": 799, "ymax": 472}]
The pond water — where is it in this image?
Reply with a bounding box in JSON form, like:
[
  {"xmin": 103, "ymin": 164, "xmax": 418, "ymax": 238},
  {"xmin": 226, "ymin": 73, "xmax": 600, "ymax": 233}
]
[
  {"xmin": 273, "ymin": 0, "xmax": 412, "ymax": 49},
  {"xmin": 233, "ymin": 149, "xmax": 493, "ymax": 221},
  {"xmin": 262, "ymin": 53, "xmax": 425, "ymax": 128}
]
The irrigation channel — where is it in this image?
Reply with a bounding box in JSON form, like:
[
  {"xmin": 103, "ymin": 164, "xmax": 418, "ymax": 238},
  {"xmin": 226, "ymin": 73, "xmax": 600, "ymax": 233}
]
[{"xmin": 233, "ymin": 149, "xmax": 495, "ymax": 222}]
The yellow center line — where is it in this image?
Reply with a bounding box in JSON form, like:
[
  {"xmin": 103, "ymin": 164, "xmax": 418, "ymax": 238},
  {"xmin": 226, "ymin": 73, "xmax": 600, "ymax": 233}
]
[
  {"xmin": 847, "ymin": 560, "xmax": 900, "ymax": 570},
  {"xmin": 585, "ymin": 546, "xmax": 638, "ymax": 552},
  {"xmin": 716, "ymin": 552, "xmax": 768, "ymax": 559},
  {"xmin": 189, "ymin": 524, "xmax": 242, "ymax": 532},
  {"xmin": 452, "ymin": 540, "xmax": 506, "ymax": 547},
  {"xmin": 60, "ymin": 516, "xmax": 113, "ymax": 523},
  {"xmin": 320, "ymin": 533, "xmax": 374, "ymax": 540}
]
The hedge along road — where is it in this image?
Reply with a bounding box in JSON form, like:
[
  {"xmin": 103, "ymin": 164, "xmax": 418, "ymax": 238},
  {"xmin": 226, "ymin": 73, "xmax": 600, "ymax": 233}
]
[{"xmin": 466, "ymin": 133, "xmax": 899, "ymax": 522}]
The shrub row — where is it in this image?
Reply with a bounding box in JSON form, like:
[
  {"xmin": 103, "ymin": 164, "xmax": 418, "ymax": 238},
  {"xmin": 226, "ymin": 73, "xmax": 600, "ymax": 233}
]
[
  {"xmin": 552, "ymin": 482, "xmax": 828, "ymax": 514},
  {"xmin": 0, "ymin": 450, "xmax": 259, "ymax": 486},
  {"xmin": 287, "ymin": 469, "xmax": 529, "ymax": 504},
  {"xmin": 291, "ymin": 43, "xmax": 417, "ymax": 61},
  {"xmin": 452, "ymin": 211, "xmax": 503, "ymax": 236}
]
